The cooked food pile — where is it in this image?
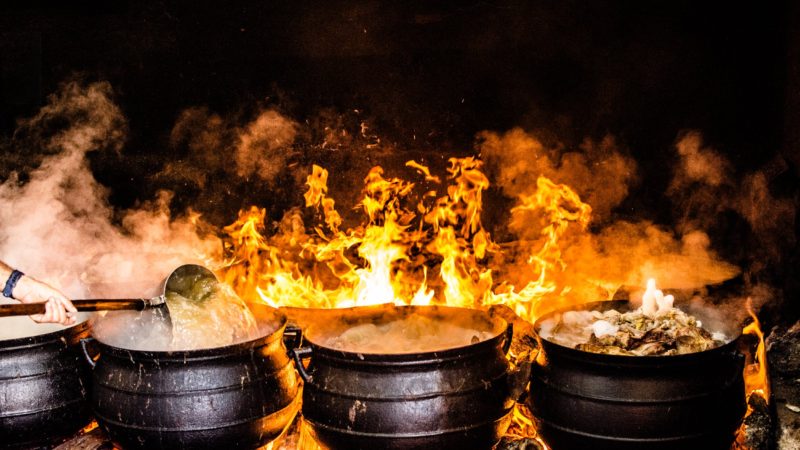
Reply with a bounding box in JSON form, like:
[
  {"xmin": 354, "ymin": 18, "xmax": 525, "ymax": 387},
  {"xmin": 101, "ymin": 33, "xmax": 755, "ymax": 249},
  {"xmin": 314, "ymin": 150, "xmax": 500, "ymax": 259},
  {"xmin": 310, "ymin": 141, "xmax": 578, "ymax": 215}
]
[
  {"xmin": 538, "ymin": 279, "xmax": 728, "ymax": 356},
  {"xmin": 321, "ymin": 313, "xmax": 495, "ymax": 353}
]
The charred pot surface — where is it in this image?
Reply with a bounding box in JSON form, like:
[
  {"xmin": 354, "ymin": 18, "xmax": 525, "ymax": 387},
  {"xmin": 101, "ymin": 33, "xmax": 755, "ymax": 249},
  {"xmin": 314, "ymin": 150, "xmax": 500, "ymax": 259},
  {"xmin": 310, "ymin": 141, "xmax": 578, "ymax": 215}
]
[
  {"xmin": 0, "ymin": 319, "xmax": 93, "ymax": 449},
  {"xmin": 529, "ymin": 300, "xmax": 746, "ymax": 450},
  {"xmin": 294, "ymin": 305, "xmax": 515, "ymax": 450},
  {"xmin": 89, "ymin": 303, "xmax": 300, "ymax": 450}
]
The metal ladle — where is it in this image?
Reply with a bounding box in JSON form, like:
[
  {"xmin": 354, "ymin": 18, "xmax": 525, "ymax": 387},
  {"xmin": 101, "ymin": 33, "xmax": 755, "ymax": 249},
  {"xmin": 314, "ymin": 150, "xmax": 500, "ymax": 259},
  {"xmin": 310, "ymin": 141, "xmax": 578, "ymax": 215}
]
[{"xmin": 0, "ymin": 264, "xmax": 218, "ymax": 322}]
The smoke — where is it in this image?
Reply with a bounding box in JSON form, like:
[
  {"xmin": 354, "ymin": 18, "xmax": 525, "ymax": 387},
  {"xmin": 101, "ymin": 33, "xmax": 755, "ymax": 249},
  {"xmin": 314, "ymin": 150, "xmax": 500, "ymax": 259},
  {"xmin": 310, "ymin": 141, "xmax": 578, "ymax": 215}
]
[
  {"xmin": 0, "ymin": 81, "xmax": 221, "ymax": 298},
  {"xmin": 567, "ymin": 222, "xmax": 739, "ymax": 291},
  {"xmin": 668, "ymin": 132, "xmax": 796, "ymax": 274},
  {"xmin": 166, "ymin": 107, "xmax": 299, "ymax": 186},
  {"xmin": 478, "ymin": 128, "xmax": 637, "ymax": 223},
  {"xmin": 235, "ymin": 110, "xmax": 298, "ymax": 181},
  {"xmin": 3, "ymin": 80, "xmax": 793, "ymax": 321},
  {"xmin": 477, "ymin": 127, "xmax": 740, "ymax": 299},
  {"xmin": 163, "ymin": 103, "xmax": 403, "ymax": 227},
  {"xmin": 670, "ymin": 131, "xmax": 733, "ymax": 189}
]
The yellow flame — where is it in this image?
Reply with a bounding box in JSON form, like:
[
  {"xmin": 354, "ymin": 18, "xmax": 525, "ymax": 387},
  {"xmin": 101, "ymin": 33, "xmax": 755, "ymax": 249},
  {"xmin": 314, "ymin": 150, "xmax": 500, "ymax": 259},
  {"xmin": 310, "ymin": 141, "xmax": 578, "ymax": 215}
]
[
  {"xmin": 743, "ymin": 299, "xmax": 770, "ymax": 402},
  {"xmin": 217, "ymin": 156, "xmax": 759, "ymax": 448},
  {"xmin": 221, "ymin": 157, "xmax": 594, "ymax": 325}
]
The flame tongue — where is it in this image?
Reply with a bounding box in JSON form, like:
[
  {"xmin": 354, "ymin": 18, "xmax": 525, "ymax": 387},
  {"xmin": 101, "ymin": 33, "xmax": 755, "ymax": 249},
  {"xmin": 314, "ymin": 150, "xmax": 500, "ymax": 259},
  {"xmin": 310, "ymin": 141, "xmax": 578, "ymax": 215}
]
[
  {"xmin": 743, "ymin": 300, "xmax": 770, "ymax": 402},
  {"xmin": 219, "ymin": 157, "xmax": 754, "ymax": 450},
  {"xmin": 221, "ymin": 157, "xmax": 594, "ymax": 324}
]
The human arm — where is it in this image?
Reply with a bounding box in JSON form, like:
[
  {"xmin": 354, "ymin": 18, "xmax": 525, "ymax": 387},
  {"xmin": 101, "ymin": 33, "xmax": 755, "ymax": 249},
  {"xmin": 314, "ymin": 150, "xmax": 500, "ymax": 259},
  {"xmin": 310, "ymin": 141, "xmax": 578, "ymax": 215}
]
[{"xmin": 1, "ymin": 261, "xmax": 77, "ymax": 325}]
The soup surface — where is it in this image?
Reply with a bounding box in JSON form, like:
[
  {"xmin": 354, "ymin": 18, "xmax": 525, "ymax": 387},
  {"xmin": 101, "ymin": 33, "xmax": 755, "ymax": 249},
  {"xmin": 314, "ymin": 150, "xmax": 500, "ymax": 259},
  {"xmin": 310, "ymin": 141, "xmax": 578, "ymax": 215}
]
[
  {"xmin": 92, "ymin": 280, "xmax": 262, "ymax": 351},
  {"xmin": 319, "ymin": 313, "xmax": 496, "ymax": 354}
]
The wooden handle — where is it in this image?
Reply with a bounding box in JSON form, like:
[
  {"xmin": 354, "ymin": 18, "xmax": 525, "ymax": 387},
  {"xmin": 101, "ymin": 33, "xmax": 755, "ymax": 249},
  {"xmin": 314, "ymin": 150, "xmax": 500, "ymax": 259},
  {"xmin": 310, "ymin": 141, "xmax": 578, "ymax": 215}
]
[{"xmin": 0, "ymin": 299, "xmax": 147, "ymax": 317}]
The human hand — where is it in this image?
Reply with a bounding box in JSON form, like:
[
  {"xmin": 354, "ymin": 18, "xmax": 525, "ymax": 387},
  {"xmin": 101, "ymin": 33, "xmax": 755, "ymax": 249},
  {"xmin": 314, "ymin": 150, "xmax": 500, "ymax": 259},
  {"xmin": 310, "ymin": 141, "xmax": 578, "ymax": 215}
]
[{"xmin": 12, "ymin": 276, "xmax": 78, "ymax": 326}]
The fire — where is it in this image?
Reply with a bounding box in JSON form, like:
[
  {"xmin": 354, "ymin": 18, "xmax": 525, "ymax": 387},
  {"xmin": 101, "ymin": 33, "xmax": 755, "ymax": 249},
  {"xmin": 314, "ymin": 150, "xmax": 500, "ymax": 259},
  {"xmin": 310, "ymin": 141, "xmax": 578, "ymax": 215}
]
[
  {"xmin": 218, "ymin": 157, "xmax": 589, "ymax": 448},
  {"xmin": 743, "ymin": 299, "xmax": 770, "ymax": 402},
  {"xmin": 505, "ymin": 403, "xmax": 550, "ymax": 449},
  {"xmin": 733, "ymin": 299, "xmax": 770, "ymax": 449},
  {"xmin": 219, "ymin": 156, "xmax": 759, "ymax": 449},
  {"xmin": 221, "ymin": 157, "xmax": 593, "ymax": 324}
]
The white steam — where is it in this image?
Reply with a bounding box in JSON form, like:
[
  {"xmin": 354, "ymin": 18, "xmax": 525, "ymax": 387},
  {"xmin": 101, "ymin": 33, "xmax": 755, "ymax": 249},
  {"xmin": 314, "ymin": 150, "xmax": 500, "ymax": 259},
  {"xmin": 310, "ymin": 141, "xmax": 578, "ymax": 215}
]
[{"xmin": 0, "ymin": 82, "xmax": 221, "ymax": 299}]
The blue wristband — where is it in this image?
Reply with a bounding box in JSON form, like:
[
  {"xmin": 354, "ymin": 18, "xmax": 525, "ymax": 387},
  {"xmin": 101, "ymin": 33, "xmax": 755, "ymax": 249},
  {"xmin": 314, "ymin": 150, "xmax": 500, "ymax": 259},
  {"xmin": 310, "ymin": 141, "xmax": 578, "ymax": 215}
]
[{"xmin": 3, "ymin": 270, "xmax": 24, "ymax": 298}]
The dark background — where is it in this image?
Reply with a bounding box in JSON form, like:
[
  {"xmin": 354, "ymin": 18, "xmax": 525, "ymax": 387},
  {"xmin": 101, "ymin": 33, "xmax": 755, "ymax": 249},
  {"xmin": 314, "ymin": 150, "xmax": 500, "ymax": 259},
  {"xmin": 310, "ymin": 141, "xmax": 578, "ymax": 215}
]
[
  {"xmin": 1, "ymin": 1, "xmax": 799, "ymax": 322},
  {"xmin": 2, "ymin": 1, "xmax": 796, "ymax": 164}
]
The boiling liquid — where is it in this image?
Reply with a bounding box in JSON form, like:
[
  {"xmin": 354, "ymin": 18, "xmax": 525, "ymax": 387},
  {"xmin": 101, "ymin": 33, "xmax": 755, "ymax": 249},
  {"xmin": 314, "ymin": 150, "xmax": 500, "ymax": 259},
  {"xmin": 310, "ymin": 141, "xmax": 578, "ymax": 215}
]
[
  {"xmin": 321, "ymin": 314, "xmax": 495, "ymax": 353},
  {"xmin": 92, "ymin": 283, "xmax": 260, "ymax": 351}
]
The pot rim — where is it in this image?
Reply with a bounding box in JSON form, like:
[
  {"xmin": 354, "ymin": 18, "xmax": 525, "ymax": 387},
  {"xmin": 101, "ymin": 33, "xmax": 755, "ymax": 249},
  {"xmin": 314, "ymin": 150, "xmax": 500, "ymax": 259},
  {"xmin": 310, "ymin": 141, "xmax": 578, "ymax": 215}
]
[
  {"xmin": 302, "ymin": 304, "xmax": 510, "ymax": 362},
  {"xmin": 0, "ymin": 318, "xmax": 91, "ymax": 350},
  {"xmin": 534, "ymin": 300, "xmax": 744, "ymax": 365},
  {"xmin": 91, "ymin": 302, "xmax": 288, "ymax": 359}
]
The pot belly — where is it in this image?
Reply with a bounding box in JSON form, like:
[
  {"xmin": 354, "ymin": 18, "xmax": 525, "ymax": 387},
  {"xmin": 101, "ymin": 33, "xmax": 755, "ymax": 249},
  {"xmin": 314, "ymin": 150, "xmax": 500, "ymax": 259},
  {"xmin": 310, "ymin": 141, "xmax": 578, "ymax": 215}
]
[
  {"xmin": 0, "ymin": 323, "xmax": 92, "ymax": 449},
  {"xmin": 528, "ymin": 342, "xmax": 746, "ymax": 450},
  {"xmin": 302, "ymin": 360, "xmax": 514, "ymax": 449},
  {"xmin": 93, "ymin": 344, "xmax": 300, "ymax": 449}
]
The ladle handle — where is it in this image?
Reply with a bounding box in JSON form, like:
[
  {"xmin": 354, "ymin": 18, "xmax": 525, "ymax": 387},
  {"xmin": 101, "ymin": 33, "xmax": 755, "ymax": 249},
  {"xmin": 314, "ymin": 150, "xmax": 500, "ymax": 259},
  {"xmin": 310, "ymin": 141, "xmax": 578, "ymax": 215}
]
[{"xmin": 0, "ymin": 299, "xmax": 147, "ymax": 317}]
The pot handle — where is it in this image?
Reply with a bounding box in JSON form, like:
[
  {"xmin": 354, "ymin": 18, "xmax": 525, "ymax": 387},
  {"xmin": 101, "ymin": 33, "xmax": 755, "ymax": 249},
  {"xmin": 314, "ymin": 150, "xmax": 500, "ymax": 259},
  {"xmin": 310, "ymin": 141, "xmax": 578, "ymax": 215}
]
[
  {"xmin": 290, "ymin": 347, "xmax": 314, "ymax": 384},
  {"xmin": 80, "ymin": 337, "xmax": 98, "ymax": 369},
  {"xmin": 502, "ymin": 323, "xmax": 514, "ymax": 355},
  {"xmin": 283, "ymin": 325, "xmax": 303, "ymax": 351}
]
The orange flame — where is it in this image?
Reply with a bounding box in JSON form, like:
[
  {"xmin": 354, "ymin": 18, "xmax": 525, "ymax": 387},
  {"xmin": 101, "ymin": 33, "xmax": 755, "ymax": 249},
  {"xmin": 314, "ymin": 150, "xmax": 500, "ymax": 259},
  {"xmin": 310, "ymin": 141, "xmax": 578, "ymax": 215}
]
[
  {"xmin": 743, "ymin": 299, "xmax": 770, "ymax": 402},
  {"xmin": 218, "ymin": 156, "xmax": 761, "ymax": 448},
  {"xmin": 221, "ymin": 158, "xmax": 593, "ymax": 324}
]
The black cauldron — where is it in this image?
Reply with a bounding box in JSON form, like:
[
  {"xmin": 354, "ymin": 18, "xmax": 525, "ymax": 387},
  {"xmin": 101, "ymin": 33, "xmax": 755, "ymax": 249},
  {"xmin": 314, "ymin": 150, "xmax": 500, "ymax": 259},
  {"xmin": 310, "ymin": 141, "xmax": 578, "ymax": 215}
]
[
  {"xmin": 0, "ymin": 315, "xmax": 93, "ymax": 449},
  {"xmin": 292, "ymin": 304, "xmax": 516, "ymax": 450},
  {"xmin": 84, "ymin": 303, "xmax": 300, "ymax": 449},
  {"xmin": 529, "ymin": 300, "xmax": 746, "ymax": 450}
]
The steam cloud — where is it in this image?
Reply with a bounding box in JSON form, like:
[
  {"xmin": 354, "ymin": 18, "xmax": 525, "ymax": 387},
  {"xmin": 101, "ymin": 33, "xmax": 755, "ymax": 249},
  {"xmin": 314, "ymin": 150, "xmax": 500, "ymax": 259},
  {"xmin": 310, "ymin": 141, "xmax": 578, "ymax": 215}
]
[
  {"xmin": 166, "ymin": 106, "xmax": 299, "ymax": 187},
  {"xmin": 0, "ymin": 82, "xmax": 221, "ymax": 298},
  {"xmin": 1, "ymin": 80, "xmax": 794, "ymax": 318}
]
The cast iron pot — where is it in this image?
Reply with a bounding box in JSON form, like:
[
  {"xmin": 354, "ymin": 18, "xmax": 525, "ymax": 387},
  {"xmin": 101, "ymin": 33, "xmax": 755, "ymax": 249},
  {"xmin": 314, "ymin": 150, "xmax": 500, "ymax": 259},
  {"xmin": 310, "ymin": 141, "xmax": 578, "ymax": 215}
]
[
  {"xmin": 0, "ymin": 315, "xmax": 93, "ymax": 449},
  {"xmin": 82, "ymin": 302, "xmax": 301, "ymax": 449},
  {"xmin": 291, "ymin": 304, "xmax": 516, "ymax": 450},
  {"xmin": 529, "ymin": 300, "xmax": 745, "ymax": 450}
]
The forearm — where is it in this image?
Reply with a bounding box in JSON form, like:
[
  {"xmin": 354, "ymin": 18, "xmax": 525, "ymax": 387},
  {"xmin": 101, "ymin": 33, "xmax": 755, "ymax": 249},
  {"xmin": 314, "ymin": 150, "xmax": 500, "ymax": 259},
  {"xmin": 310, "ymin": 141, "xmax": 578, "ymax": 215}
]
[
  {"xmin": 0, "ymin": 260, "xmax": 24, "ymax": 299},
  {"xmin": 0, "ymin": 260, "xmax": 14, "ymax": 283},
  {"xmin": 1, "ymin": 261, "xmax": 46, "ymax": 301},
  {"xmin": 0, "ymin": 261, "xmax": 76, "ymax": 324}
]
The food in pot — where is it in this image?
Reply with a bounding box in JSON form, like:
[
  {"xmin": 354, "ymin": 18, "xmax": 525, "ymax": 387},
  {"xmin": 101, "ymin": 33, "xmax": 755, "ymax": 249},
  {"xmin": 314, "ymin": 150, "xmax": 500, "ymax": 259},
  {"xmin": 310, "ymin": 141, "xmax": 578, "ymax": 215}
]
[
  {"xmin": 538, "ymin": 279, "xmax": 728, "ymax": 356},
  {"xmin": 321, "ymin": 313, "xmax": 495, "ymax": 353},
  {"xmin": 166, "ymin": 282, "xmax": 260, "ymax": 349},
  {"xmin": 92, "ymin": 280, "xmax": 260, "ymax": 351}
]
